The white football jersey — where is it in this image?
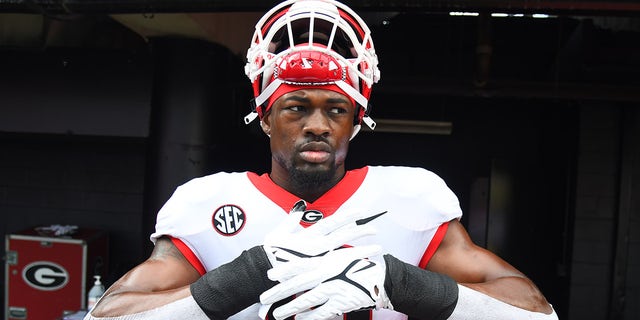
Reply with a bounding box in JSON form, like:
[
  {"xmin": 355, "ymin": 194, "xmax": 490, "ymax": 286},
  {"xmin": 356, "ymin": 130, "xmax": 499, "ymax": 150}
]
[{"xmin": 151, "ymin": 165, "xmax": 462, "ymax": 320}]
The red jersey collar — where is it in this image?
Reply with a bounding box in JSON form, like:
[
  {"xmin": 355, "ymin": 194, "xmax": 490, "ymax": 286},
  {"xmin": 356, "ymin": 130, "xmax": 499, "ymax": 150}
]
[{"xmin": 247, "ymin": 166, "xmax": 368, "ymax": 217}]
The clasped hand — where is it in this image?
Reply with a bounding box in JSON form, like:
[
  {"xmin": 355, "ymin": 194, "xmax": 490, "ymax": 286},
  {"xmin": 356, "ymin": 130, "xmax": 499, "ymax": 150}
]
[{"xmin": 260, "ymin": 201, "xmax": 392, "ymax": 320}]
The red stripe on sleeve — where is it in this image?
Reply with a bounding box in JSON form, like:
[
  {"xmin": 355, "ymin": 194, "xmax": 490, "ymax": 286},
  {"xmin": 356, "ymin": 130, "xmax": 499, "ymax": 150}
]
[
  {"xmin": 170, "ymin": 237, "xmax": 206, "ymax": 276},
  {"xmin": 418, "ymin": 221, "xmax": 450, "ymax": 269}
]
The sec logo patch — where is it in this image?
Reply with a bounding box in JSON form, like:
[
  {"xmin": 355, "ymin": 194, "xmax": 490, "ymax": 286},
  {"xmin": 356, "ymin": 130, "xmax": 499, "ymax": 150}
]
[{"xmin": 212, "ymin": 204, "xmax": 246, "ymax": 236}]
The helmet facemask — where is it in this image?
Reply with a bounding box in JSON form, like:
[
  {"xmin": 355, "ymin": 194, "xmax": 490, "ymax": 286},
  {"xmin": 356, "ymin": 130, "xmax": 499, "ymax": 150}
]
[{"xmin": 244, "ymin": 0, "xmax": 380, "ymax": 138}]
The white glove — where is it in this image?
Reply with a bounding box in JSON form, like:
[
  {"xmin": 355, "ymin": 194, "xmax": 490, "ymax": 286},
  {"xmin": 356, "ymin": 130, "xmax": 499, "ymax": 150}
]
[
  {"xmin": 260, "ymin": 247, "xmax": 392, "ymax": 320},
  {"xmin": 262, "ymin": 200, "xmax": 378, "ymax": 270},
  {"xmin": 258, "ymin": 201, "xmax": 385, "ymax": 320}
]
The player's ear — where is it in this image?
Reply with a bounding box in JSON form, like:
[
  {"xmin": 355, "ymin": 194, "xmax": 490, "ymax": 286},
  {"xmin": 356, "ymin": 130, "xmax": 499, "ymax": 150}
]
[{"xmin": 260, "ymin": 120, "xmax": 271, "ymax": 138}]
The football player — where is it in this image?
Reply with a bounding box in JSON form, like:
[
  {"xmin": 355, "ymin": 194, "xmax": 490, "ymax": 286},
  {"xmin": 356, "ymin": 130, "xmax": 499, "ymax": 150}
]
[{"xmin": 86, "ymin": 1, "xmax": 558, "ymax": 319}]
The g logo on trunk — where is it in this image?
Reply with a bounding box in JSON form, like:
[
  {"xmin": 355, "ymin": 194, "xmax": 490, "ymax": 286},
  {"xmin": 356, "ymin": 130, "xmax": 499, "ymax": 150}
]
[{"xmin": 22, "ymin": 261, "xmax": 69, "ymax": 291}]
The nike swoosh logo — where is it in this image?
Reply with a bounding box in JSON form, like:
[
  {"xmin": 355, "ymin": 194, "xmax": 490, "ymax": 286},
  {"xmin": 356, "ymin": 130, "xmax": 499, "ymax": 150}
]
[
  {"xmin": 355, "ymin": 211, "xmax": 387, "ymax": 225},
  {"xmin": 353, "ymin": 260, "xmax": 377, "ymax": 273}
]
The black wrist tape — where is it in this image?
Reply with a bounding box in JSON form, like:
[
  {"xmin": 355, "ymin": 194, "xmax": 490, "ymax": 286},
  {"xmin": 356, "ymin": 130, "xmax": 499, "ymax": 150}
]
[
  {"xmin": 190, "ymin": 246, "xmax": 277, "ymax": 319},
  {"xmin": 383, "ymin": 254, "xmax": 458, "ymax": 320}
]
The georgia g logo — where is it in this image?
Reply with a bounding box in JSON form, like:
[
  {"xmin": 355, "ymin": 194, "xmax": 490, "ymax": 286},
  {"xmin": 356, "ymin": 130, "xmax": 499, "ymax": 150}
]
[
  {"xmin": 301, "ymin": 210, "xmax": 324, "ymax": 224},
  {"xmin": 22, "ymin": 261, "xmax": 69, "ymax": 291},
  {"xmin": 212, "ymin": 204, "xmax": 246, "ymax": 236}
]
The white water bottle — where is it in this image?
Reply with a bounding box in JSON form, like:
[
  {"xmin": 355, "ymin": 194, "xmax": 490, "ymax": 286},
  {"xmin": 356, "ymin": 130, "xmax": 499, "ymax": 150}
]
[{"xmin": 87, "ymin": 275, "xmax": 105, "ymax": 311}]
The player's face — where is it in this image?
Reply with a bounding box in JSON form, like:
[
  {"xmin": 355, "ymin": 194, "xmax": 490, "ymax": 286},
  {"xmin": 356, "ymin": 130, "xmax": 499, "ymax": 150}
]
[{"xmin": 263, "ymin": 89, "xmax": 356, "ymax": 191}]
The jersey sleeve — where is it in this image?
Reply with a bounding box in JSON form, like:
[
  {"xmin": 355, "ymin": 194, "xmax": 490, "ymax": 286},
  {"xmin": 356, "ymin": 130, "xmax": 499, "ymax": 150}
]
[
  {"xmin": 149, "ymin": 175, "xmax": 221, "ymax": 273},
  {"xmin": 421, "ymin": 168, "xmax": 462, "ymax": 224},
  {"xmin": 418, "ymin": 221, "xmax": 451, "ymax": 268},
  {"xmin": 149, "ymin": 183, "xmax": 189, "ymax": 244},
  {"xmin": 412, "ymin": 168, "xmax": 461, "ymax": 265},
  {"xmin": 150, "ymin": 173, "xmax": 226, "ymax": 244},
  {"xmin": 384, "ymin": 166, "xmax": 462, "ymax": 229},
  {"xmin": 170, "ymin": 236, "xmax": 206, "ymax": 275}
]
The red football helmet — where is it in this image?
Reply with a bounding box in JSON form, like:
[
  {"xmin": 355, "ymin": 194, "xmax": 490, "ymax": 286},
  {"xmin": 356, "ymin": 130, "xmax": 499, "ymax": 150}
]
[{"xmin": 244, "ymin": 0, "xmax": 381, "ymax": 136}]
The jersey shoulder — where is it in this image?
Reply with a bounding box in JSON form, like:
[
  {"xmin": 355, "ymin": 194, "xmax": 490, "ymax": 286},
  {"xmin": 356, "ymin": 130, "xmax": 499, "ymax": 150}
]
[
  {"xmin": 366, "ymin": 165, "xmax": 450, "ymax": 191},
  {"xmin": 364, "ymin": 165, "xmax": 462, "ymax": 223},
  {"xmin": 171, "ymin": 171, "xmax": 251, "ymax": 202}
]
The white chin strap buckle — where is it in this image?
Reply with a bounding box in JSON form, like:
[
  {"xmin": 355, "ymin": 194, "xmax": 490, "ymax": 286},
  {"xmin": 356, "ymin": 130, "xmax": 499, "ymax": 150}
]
[
  {"xmin": 362, "ymin": 116, "xmax": 376, "ymax": 130},
  {"xmin": 244, "ymin": 111, "xmax": 259, "ymax": 124}
]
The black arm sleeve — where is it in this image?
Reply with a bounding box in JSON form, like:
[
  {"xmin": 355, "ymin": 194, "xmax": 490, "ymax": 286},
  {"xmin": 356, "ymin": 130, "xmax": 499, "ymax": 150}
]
[
  {"xmin": 383, "ymin": 254, "xmax": 459, "ymax": 320},
  {"xmin": 190, "ymin": 246, "xmax": 277, "ymax": 319}
]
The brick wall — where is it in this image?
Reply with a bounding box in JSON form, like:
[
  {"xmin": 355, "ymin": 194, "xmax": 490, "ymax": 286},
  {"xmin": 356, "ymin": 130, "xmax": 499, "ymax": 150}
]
[
  {"xmin": 570, "ymin": 103, "xmax": 619, "ymax": 319},
  {"xmin": 570, "ymin": 103, "xmax": 640, "ymax": 320}
]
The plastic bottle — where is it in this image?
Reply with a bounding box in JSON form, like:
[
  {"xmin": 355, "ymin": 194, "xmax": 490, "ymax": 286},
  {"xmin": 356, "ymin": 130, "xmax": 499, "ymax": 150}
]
[{"xmin": 87, "ymin": 275, "xmax": 105, "ymax": 311}]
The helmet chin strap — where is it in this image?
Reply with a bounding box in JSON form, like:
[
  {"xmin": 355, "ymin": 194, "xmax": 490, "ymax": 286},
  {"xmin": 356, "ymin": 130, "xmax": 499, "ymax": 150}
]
[
  {"xmin": 244, "ymin": 78, "xmax": 286, "ymax": 125},
  {"xmin": 350, "ymin": 124, "xmax": 361, "ymax": 140}
]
